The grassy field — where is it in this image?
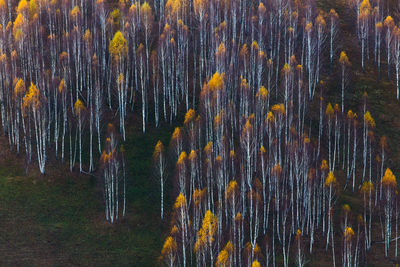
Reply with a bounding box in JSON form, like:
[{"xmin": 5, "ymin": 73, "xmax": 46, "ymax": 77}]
[{"xmin": 0, "ymin": 116, "xmax": 175, "ymax": 266}]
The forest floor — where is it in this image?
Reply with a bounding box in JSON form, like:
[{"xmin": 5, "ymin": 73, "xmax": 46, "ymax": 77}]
[
  {"xmin": 0, "ymin": 114, "xmax": 176, "ymax": 266},
  {"xmin": 1, "ymin": 0, "xmax": 400, "ymax": 266}
]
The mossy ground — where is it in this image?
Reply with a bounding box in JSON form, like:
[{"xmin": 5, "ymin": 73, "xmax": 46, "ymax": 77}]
[{"xmin": 0, "ymin": 115, "xmax": 175, "ymax": 266}]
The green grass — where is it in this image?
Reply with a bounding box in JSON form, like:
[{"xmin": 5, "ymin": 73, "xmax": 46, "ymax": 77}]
[{"xmin": 0, "ymin": 118, "xmax": 175, "ymax": 266}]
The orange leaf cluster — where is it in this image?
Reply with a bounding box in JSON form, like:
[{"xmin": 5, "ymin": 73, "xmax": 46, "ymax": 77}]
[
  {"xmin": 74, "ymin": 99, "xmax": 86, "ymax": 115},
  {"xmin": 194, "ymin": 210, "xmax": 218, "ymax": 252},
  {"xmin": 361, "ymin": 181, "xmax": 374, "ymax": 194},
  {"xmin": 381, "ymin": 168, "xmax": 397, "ymax": 188},
  {"xmin": 364, "ymin": 111, "xmax": 375, "ymax": 128},
  {"xmin": 324, "ymin": 171, "xmax": 336, "ymax": 187},
  {"xmin": 109, "ymin": 31, "xmax": 128, "ymax": 61}
]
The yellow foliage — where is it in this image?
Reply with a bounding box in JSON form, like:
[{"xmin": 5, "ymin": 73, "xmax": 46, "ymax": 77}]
[
  {"xmin": 204, "ymin": 141, "xmax": 213, "ymax": 155},
  {"xmin": 225, "ymin": 180, "xmax": 238, "ymax": 200},
  {"xmin": 214, "ymin": 110, "xmax": 225, "ymax": 128},
  {"xmin": 48, "ymin": 34, "xmax": 56, "ymax": 41},
  {"xmin": 258, "ymin": 2, "xmax": 266, "ymax": 14},
  {"xmin": 14, "ymin": 79, "xmax": 25, "ymax": 97},
  {"xmin": 241, "ymin": 79, "xmax": 249, "ymax": 90},
  {"xmin": 11, "ymin": 50, "xmax": 17, "ymax": 60},
  {"xmin": 74, "ymin": 99, "xmax": 86, "ymax": 115},
  {"xmin": 305, "ymin": 22, "xmax": 313, "ymax": 32},
  {"xmin": 271, "ymin": 103, "xmax": 285, "ymax": 115},
  {"xmin": 304, "ymin": 136, "xmax": 310, "ymax": 144},
  {"xmin": 339, "ymin": 51, "xmax": 350, "ymax": 66},
  {"xmin": 5, "ymin": 21, "xmax": 12, "ymax": 32},
  {"xmin": 326, "ymin": 103, "xmax": 334, "ymax": 117},
  {"xmin": 266, "ymin": 111, "xmax": 274, "ymax": 122},
  {"xmin": 234, "ymin": 212, "xmax": 242, "ymax": 222},
  {"xmin": 359, "ymin": 0, "xmax": 371, "ymax": 18},
  {"xmin": 347, "ymin": 110, "xmax": 354, "ymax": 119},
  {"xmin": 242, "ymin": 119, "xmax": 252, "ymax": 135},
  {"xmin": 188, "ymin": 150, "xmax": 197, "ymax": 162},
  {"xmin": 59, "ymin": 51, "xmax": 68, "ymax": 62},
  {"xmin": 216, "ymin": 249, "xmax": 229, "ymax": 266},
  {"xmin": 14, "ymin": 29, "xmax": 25, "ymax": 42},
  {"xmin": 165, "ymin": 0, "xmax": 186, "ymax": 19},
  {"xmin": 100, "ymin": 150, "xmax": 113, "ymax": 164},
  {"xmin": 119, "ymin": 0, "xmax": 128, "ymax": 9},
  {"xmin": 334, "ymin": 104, "xmax": 339, "ymax": 112},
  {"xmin": 224, "ymin": 241, "xmax": 233, "ymax": 254},
  {"xmin": 258, "ymin": 50, "xmax": 266, "ymax": 60},
  {"xmin": 292, "ymin": 11, "xmax": 298, "ymax": 20},
  {"xmin": 22, "ymin": 83, "xmax": 40, "ymax": 111},
  {"xmin": 0, "ymin": 0, "xmax": 6, "ymax": 11},
  {"xmin": 129, "ymin": 3, "xmax": 137, "ymax": 16},
  {"xmin": 342, "ymin": 204, "xmax": 351, "ymax": 213},
  {"xmin": 216, "ymin": 42, "xmax": 226, "ymax": 57},
  {"xmin": 83, "ymin": 29, "xmax": 92, "ymax": 42},
  {"xmin": 161, "ymin": 236, "xmax": 177, "ymax": 257},
  {"xmin": 13, "ymin": 13, "xmax": 26, "ymax": 40},
  {"xmin": 357, "ymin": 214, "xmax": 365, "ymax": 225},
  {"xmin": 29, "ymin": 0, "xmax": 38, "ymax": 18},
  {"xmin": 184, "ymin": 109, "xmax": 196, "ymax": 125},
  {"xmin": 282, "ymin": 63, "xmax": 291, "ymax": 74},
  {"xmin": 193, "ymin": 0, "xmax": 206, "ymax": 17},
  {"xmin": 329, "ymin": 9, "xmax": 338, "ymax": 19},
  {"xmin": 170, "ymin": 225, "xmax": 179, "ymax": 235},
  {"xmin": 195, "ymin": 210, "xmax": 218, "ymax": 252},
  {"xmin": 153, "ymin": 140, "xmax": 164, "ymax": 159},
  {"xmin": 58, "ymin": 78, "xmax": 66, "ymax": 94},
  {"xmin": 109, "ymin": 31, "xmax": 128, "ymax": 61},
  {"xmin": 16, "ymin": 0, "xmax": 28, "ymax": 15},
  {"xmin": 171, "ymin": 127, "xmax": 182, "ymax": 142},
  {"xmin": 116, "ymin": 73, "xmax": 124, "ymax": 86},
  {"xmin": 279, "ymin": 103, "xmax": 285, "ymax": 114},
  {"xmin": 208, "ymin": 72, "xmax": 224, "ymax": 91},
  {"xmin": 215, "ymin": 155, "xmax": 222, "ymax": 164},
  {"xmin": 316, "ymin": 14, "xmax": 326, "ymax": 28},
  {"xmin": 251, "ymin": 260, "xmax": 261, "ymax": 267},
  {"xmin": 70, "ymin": 6, "xmax": 81, "ymax": 19},
  {"xmin": 177, "ymin": 151, "xmax": 187, "ymax": 166},
  {"xmin": 384, "ymin": 16, "xmax": 394, "ymax": 28},
  {"xmin": 361, "ymin": 181, "xmax": 374, "ymax": 194},
  {"xmin": 251, "ymin": 40, "xmax": 259, "ymax": 50},
  {"xmin": 325, "ymin": 171, "xmax": 336, "ymax": 187},
  {"xmin": 364, "ymin": 111, "xmax": 375, "ymax": 128},
  {"xmin": 173, "ymin": 193, "xmax": 187, "ymax": 210},
  {"xmin": 344, "ymin": 226, "xmax": 355, "ymax": 241},
  {"xmin": 140, "ymin": 2, "xmax": 153, "ymax": 21},
  {"xmin": 109, "ymin": 8, "xmax": 121, "ymax": 29},
  {"xmin": 0, "ymin": 53, "xmax": 6, "ymax": 63},
  {"xmin": 381, "ymin": 168, "xmax": 397, "ymax": 187},
  {"xmin": 296, "ymin": 229, "xmax": 302, "ymax": 237}
]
